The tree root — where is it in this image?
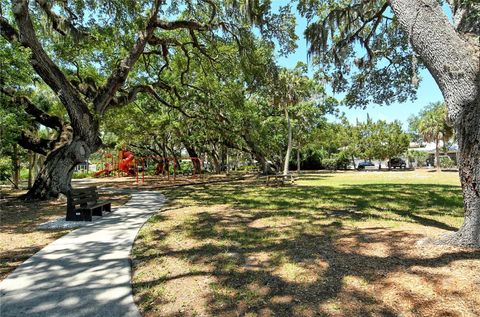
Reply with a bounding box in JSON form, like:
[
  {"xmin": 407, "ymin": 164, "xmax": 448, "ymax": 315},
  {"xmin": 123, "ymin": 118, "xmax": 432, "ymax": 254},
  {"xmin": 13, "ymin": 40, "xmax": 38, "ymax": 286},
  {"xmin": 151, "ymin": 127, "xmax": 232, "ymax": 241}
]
[{"xmin": 417, "ymin": 232, "xmax": 480, "ymax": 249}]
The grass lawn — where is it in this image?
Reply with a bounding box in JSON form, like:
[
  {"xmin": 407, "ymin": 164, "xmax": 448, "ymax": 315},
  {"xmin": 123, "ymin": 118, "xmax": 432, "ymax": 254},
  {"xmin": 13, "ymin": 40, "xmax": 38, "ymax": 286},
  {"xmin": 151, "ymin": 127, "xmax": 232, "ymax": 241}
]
[{"xmin": 132, "ymin": 170, "xmax": 480, "ymax": 317}]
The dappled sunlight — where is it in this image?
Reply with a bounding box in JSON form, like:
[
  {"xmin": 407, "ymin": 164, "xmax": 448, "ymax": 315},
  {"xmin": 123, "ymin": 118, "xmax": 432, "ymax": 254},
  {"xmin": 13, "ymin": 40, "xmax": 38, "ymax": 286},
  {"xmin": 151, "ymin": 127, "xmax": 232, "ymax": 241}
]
[
  {"xmin": 132, "ymin": 172, "xmax": 479, "ymax": 316},
  {"xmin": 0, "ymin": 192, "xmax": 130, "ymax": 281}
]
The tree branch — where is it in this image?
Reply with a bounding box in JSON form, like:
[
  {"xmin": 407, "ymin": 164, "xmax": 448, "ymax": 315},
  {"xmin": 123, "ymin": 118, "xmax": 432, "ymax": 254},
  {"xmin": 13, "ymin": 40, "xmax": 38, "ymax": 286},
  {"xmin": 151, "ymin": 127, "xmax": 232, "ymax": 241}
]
[
  {"xmin": 1, "ymin": 87, "xmax": 64, "ymax": 131},
  {"xmin": 11, "ymin": 0, "xmax": 94, "ymax": 135},
  {"xmin": 0, "ymin": 15, "xmax": 19, "ymax": 42},
  {"xmin": 152, "ymin": 19, "xmax": 211, "ymax": 31},
  {"xmin": 390, "ymin": 0, "xmax": 479, "ymax": 123},
  {"xmin": 18, "ymin": 132, "xmax": 50, "ymax": 156},
  {"xmin": 109, "ymin": 84, "xmax": 194, "ymax": 118},
  {"xmin": 94, "ymin": 0, "xmax": 163, "ymax": 115},
  {"xmin": 34, "ymin": 0, "xmax": 89, "ymax": 39}
]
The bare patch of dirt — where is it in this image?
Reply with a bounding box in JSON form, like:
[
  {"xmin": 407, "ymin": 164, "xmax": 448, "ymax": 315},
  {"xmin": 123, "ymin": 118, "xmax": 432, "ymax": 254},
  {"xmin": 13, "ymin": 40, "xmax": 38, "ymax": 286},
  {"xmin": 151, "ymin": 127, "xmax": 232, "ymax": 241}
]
[{"xmin": 0, "ymin": 191, "xmax": 130, "ymax": 281}]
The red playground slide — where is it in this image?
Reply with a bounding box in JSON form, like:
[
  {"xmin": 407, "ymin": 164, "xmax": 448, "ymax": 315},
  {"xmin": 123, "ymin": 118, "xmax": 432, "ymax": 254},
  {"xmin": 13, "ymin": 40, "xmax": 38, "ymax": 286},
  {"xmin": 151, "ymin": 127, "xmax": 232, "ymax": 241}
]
[
  {"xmin": 118, "ymin": 149, "xmax": 135, "ymax": 175},
  {"xmin": 94, "ymin": 162, "xmax": 112, "ymax": 177},
  {"xmin": 94, "ymin": 150, "xmax": 136, "ymax": 177}
]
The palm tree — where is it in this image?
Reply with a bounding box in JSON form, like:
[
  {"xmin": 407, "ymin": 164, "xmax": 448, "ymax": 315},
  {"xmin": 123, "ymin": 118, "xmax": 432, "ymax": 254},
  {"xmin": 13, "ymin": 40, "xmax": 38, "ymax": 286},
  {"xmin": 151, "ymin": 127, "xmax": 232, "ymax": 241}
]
[
  {"xmin": 418, "ymin": 102, "xmax": 453, "ymax": 171},
  {"xmin": 275, "ymin": 63, "xmax": 315, "ymax": 175}
]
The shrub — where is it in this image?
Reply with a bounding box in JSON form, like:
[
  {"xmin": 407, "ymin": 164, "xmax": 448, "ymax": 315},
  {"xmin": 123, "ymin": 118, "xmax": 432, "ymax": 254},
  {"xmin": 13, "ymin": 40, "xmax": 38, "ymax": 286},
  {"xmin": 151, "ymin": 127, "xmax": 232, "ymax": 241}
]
[
  {"xmin": 335, "ymin": 151, "xmax": 351, "ymax": 170},
  {"xmin": 440, "ymin": 156, "xmax": 456, "ymax": 168},
  {"xmin": 0, "ymin": 157, "xmax": 11, "ymax": 181},
  {"xmin": 407, "ymin": 150, "xmax": 429, "ymax": 167},
  {"xmin": 299, "ymin": 149, "xmax": 325, "ymax": 170},
  {"xmin": 72, "ymin": 171, "xmax": 94, "ymax": 179},
  {"xmin": 20, "ymin": 168, "xmax": 29, "ymax": 180},
  {"xmin": 237, "ymin": 165, "xmax": 257, "ymax": 172},
  {"xmin": 322, "ymin": 158, "xmax": 337, "ymax": 170},
  {"xmin": 178, "ymin": 160, "xmax": 193, "ymax": 174}
]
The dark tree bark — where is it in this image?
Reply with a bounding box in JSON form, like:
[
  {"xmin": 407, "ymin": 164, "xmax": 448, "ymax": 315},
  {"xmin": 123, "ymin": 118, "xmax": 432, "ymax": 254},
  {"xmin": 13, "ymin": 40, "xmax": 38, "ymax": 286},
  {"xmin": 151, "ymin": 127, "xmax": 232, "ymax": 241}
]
[
  {"xmin": 390, "ymin": 0, "xmax": 480, "ymax": 246},
  {"xmin": 220, "ymin": 146, "xmax": 227, "ymax": 172},
  {"xmin": 27, "ymin": 140, "xmax": 94, "ymax": 198},
  {"xmin": 1, "ymin": 0, "xmax": 165, "ymax": 199},
  {"xmin": 210, "ymin": 148, "xmax": 222, "ymax": 174},
  {"xmin": 183, "ymin": 141, "xmax": 201, "ymax": 174}
]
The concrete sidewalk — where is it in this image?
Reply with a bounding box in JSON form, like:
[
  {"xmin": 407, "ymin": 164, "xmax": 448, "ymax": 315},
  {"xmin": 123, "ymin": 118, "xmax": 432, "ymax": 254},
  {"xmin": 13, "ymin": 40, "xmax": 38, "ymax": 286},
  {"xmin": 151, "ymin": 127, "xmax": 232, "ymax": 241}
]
[{"xmin": 0, "ymin": 190, "xmax": 165, "ymax": 317}]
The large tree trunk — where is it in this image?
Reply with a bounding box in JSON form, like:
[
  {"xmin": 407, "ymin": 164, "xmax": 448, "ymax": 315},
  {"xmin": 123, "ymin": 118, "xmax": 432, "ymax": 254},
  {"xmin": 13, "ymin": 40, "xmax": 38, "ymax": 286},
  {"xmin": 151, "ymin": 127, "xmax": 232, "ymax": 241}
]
[
  {"xmin": 390, "ymin": 0, "xmax": 480, "ymax": 246},
  {"xmin": 25, "ymin": 139, "xmax": 99, "ymax": 200},
  {"xmin": 283, "ymin": 108, "xmax": 292, "ymax": 175},
  {"xmin": 220, "ymin": 146, "xmax": 228, "ymax": 172},
  {"xmin": 211, "ymin": 154, "xmax": 221, "ymax": 174},
  {"xmin": 255, "ymin": 153, "xmax": 269, "ymax": 174},
  {"xmin": 446, "ymin": 98, "xmax": 480, "ymax": 246},
  {"xmin": 183, "ymin": 141, "xmax": 201, "ymax": 174}
]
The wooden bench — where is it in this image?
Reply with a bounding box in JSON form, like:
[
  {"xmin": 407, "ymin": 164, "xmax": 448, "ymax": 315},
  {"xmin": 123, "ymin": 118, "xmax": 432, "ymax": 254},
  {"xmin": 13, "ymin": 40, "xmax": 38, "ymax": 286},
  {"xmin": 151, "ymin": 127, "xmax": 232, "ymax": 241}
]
[
  {"xmin": 66, "ymin": 187, "xmax": 112, "ymax": 221},
  {"xmin": 266, "ymin": 174, "xmax": 296, "ymax": 186},
  {"xmin": 364, "ymin": 165, "xmax": 377, "ymax": 171}
]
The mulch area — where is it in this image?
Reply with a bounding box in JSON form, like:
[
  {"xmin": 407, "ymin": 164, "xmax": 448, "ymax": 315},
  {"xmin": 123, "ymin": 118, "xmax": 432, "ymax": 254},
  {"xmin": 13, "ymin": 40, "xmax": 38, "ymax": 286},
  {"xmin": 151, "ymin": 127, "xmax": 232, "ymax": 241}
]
[{"xmin": 0, "ymin": 189, "xmax": 130, "ymax": 281}]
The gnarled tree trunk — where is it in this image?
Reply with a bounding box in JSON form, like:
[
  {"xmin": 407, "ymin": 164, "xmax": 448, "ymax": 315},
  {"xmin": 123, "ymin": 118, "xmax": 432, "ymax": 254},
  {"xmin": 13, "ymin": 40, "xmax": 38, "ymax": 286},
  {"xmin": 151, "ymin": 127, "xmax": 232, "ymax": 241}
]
[
  {"xmin": 2, "ymin": 0, "xmax": 162, "ymax": 200},
  {"xmin": 211, "ymin": 153, "xmax": 221, "ymax": 174},
  {"xmin": 26, "ymin": 139, "xmax": 99, "ymax": 199},
  {"xmin": 391, "ymin": 0, "xmax": 480, "ymax": 246},
  {"xmin": 446, "ymin": 97, "xmax": 480, "ymax": 246}
]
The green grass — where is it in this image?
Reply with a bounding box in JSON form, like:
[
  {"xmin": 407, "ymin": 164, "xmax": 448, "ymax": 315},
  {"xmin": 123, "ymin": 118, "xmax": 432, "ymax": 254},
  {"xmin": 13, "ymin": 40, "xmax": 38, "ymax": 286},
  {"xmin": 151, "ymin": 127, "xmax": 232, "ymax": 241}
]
[
  {"xmin": 168, "ymin": 170, "xmax": 463, "ymax": 230},
  {"xmin": 132, "ymin": 170, "xmax": 478, "ymax": 317}
]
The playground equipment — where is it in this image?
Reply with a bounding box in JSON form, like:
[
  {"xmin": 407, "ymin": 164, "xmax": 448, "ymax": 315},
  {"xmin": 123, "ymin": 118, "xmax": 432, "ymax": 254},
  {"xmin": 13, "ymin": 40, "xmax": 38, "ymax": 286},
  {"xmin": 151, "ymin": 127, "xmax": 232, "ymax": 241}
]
[
  {"xmin": 94, "ymin": 162, "xmax": 112, "ymax": 177},
  {"xmin": 94, "ymin": 149, "xmax": 136, "ymax": 177},
  {"xmin": 139, "ymin": 156, "xmax": 202, "ymax": 182},
  {"xmin": 94, "ymin": 150, "xmax": 202, "ymax": 184},
  {"xmin": 118, "ymin": 149, "xmax": 136, "ymax": 176}
]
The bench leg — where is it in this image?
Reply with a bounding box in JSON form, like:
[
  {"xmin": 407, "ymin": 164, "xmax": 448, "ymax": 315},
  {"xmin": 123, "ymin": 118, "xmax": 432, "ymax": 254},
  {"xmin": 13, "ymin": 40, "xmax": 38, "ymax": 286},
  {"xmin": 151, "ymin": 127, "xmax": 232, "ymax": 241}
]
[
  {"xmin": 66, "ymin": 209, "xmax": 92, "ymax": 221},
  {"xmin": 92, "ymin": 206, "xmax": 103, "ymax": 217},
  {"xmin": 103, "ymin": 203, "xmax": 111, "ymax": 213}
]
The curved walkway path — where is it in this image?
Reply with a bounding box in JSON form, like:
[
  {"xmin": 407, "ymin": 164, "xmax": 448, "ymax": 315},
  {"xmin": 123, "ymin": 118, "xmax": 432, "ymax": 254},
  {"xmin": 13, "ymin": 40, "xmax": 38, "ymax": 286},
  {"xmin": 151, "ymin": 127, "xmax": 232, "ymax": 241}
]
[{"xmin": 0, "ymin": 190, "xmax": 165, "ymax": 317}]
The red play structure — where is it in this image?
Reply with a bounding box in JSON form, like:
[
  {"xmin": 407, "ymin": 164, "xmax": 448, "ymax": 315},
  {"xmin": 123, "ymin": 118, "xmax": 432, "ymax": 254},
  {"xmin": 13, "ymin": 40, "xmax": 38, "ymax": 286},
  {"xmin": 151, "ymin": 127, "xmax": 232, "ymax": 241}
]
[
  {"xmin": 94, "ymin": 149, "xmax": 136, "ymax": 177},
  {"xmin": 118, "ymin": 149, "xmax": 136, "ymax": 175},
  {"xmin": 139, "ymin": 156, "xmax": 202, "ymax": 182},
  {"xmin": 94, "ymin": 149, "xmax": 201, "ymax": 184}
]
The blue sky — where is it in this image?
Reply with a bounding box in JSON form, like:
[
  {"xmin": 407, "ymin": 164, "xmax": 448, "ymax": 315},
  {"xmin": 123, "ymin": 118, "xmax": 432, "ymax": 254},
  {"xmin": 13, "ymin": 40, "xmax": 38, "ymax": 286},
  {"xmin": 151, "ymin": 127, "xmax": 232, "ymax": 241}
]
[{"xmin": 272, "ymin": 2, "xmax": 445, "ymax": 128}]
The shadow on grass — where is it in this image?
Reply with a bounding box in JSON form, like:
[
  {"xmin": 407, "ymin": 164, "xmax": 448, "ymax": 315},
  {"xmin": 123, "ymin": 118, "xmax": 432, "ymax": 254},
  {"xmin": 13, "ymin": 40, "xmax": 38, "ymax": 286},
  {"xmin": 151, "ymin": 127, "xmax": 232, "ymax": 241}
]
[
  {"xmin": 134, "ymin": 214, "xmax": 479, "ymax": 316},
  {"xmin": 166, "ymin": 181, "xmax": 463, "ymax": 231},
  {"xmin": 132, "ymin": 178, "xmax": 478, "ymax": 316}
]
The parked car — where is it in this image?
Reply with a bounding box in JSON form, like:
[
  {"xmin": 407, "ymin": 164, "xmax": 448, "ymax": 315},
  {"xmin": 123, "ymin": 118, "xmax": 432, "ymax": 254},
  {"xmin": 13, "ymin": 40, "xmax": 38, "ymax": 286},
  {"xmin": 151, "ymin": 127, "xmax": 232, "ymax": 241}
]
[
  {"xmin": 357, "ymin": 161, "xmax": 375, "ymax": 170},
  {"xmin": 387, "ymin": 157, "xmax": 407, "ymax": 169}
]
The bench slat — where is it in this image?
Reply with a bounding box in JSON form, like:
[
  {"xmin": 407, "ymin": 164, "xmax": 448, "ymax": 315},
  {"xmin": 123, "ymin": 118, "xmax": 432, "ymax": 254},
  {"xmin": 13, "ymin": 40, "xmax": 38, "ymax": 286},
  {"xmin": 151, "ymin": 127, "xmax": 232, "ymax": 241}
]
[{"xmin": 66, "ymin": 187, "xmax": 112, "ymax": 221}]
